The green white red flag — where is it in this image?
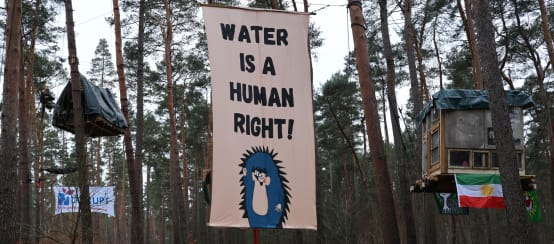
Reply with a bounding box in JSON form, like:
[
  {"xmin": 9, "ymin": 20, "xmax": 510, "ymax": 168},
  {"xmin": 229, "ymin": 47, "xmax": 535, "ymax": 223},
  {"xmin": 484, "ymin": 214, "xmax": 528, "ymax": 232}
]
[{"xmin": 455, "ymin": 174, "xmax": 505, "ymax": 208}]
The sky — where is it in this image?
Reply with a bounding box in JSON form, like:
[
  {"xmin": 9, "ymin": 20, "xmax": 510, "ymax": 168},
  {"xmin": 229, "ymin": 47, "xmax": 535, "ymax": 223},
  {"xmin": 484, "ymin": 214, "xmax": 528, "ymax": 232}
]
[
  {"xmin": 0, "ymin": 0, "xmax": 404, "ymax": 135},
  {"xmin": 62, "ymin": 1, "xmax": 352, "ymax": 91},
  {"xmin": 54, "ymin": 0, "xmax": 404, "ymax": 137}
]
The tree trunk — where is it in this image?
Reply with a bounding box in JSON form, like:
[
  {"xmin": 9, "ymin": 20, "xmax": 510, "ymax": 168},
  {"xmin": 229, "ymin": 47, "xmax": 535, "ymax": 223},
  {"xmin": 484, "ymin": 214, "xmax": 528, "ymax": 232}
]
[
  {"xmin": 107, "ymin": 138, "xmax": 115, "ymax": 244},
  {"xmin": 29, "ymin": 2, "xmax": 42, "ymax": 242},
  {"xmin": 180, "ymin": 90, "xmax": 190, "ymax": 239},
  {"xmin": 117, "ymin": 151, "xmax": 128, "ymax": 244},
  {"xmin": 423, "ymin": 194, "xmax": 437, "ymax": 243},
  {"xmin": 35, "ymin": 100, "xmax": 46, "ymax": 244},
  {"xmin": 145, "ymin": 163, "xmax": 152, "ymax": 244},
  {"xmin": 96, "ymin": 139, "xmax": 102, "ymax": 184},
  {"xmin": 348, "ymin": 1, "xmax": 400, "ymax": 243},
  {"xmin": 18, "ymin": 41, "xmax": 32, "ymax": 244},
  {"xmin": 64, "ymin": 1, "xmax": 92, "ymax": 243},
  {"xmin": 112, "ymin": 0, "xmax": 144, "ymax": 243},
  {"xmin": 432, "ymin": 18, "xmax": 443, "ymax": 88},
  {"xmin": 379, "ymin": 0, "xmax": 416, "ymax": 242},
  {"xmin": 135, "ymin": 0, "xmax": 147, "ymax": 239},
  {"xmin": 415, "ymin": 0, "xmax": 432, "ymax": 101},
  {"xmin": 457, "ymin": 0, "xmax": 483, "ymax": 89},
  {"xmin": 0, "ymin": 0, "xmax": 22, "ymax": 242},
  {"xmin": 472, "ymin": 0, "xmax": 539, "ymax": 243},
  {"xmin": 136, "ymin": 0, "xmax": 147, "ymax": 233},
  {"xmin": 538, "ymin": 0, "xmax": 554, "ymax": 209},
  {"xmin": 160, "ymin": 196, "xmax": 166, "ymax": 244},
  {"xmin": 402, "ymin": 0, "xmax": 422, "ymax": 159},
  {"xmin": 161, "ymin": 1, "xmax": 188, "ymax": 243},
  {"xmin": 24, "ymin": 1, "xmax": 42, "ymax": 242}
]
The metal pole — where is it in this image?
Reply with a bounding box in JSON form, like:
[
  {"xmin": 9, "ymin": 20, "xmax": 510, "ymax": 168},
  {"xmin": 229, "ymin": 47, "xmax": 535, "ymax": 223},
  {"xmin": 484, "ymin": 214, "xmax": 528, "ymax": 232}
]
[{"xmin": 253, "ymin": 228, "xmax": 259, "ymax": 244}]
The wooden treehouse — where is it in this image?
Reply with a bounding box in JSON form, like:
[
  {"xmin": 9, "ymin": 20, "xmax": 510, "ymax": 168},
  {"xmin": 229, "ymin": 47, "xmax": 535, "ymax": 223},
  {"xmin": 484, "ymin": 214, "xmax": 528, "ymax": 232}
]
[
  {"xmin": 52, "ymin": 75, "xmax": 128, "ymax": 137},
  {"xmin": 411, "ymin": 89, "xmax": 536, "ymax": 193}
]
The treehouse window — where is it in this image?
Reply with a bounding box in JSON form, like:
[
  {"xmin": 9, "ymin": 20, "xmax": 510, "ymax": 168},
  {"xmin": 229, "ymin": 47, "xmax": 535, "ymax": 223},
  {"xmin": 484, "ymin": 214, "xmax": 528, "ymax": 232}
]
[
  {"xmin": 491, "ymin": 151, "xmax": 523, "ymax": 169},
  {"xmin": 431, "ymin": 130, "xmax": 440, "ymax": 164},
  {"xmin": 517, "ymin": 152, "xmax": 523, "ymax": 169},
  {"xmin": 432, "ymin": 108, "xmax": 439, "ymax": 122},
  {"xmin": 449, "ymin": 150, "xmax": 470, "ymax": 167},
  {"xmin": 492, "ymin": 152, "xmax": 499, "ymax": 168},
  {"xmin": 426, "ymin": 116, "xmax": 432, "ymax": 132},
  {"xmin": 473, "ymin": 151, "xmax": 489, "ymax": 168},
  {"xmin": 422, "ymin": 137, "xmax": 428, "ymax": 171},
  {"xmin": 487, "ymin": 127, "xmax": 495, "ymax": 145}
]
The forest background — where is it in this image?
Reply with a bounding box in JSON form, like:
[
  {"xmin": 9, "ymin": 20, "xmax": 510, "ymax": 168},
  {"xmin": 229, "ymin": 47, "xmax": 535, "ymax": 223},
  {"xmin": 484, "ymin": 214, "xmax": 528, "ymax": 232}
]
[{"xmin": 0, "ymin": 0, "xmax": 553, "ymax": 243}]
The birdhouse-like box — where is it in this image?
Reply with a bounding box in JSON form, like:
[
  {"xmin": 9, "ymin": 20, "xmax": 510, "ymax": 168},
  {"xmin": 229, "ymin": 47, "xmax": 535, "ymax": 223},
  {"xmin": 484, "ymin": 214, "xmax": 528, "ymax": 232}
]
[{"xmin": 413, "ymin": 89, "xmax": 536, "ymax": 192}]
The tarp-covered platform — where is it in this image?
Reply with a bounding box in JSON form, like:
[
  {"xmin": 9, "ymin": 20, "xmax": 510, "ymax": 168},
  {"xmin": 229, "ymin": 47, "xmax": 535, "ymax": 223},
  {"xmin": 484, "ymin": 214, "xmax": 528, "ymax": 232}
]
[
  {"xmin": 417, "ymin": 89, "xmax": 536, "ymax": 124},
  {"xmin": 52, "ymin": 75, "xmax": 128, "ymax": 137}
]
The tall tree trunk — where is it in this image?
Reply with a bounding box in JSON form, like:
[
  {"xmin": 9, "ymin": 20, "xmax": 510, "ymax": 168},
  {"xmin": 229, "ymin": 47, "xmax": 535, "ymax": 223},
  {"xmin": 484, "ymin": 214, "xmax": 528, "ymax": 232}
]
[
  {"xmin": 112, "ymin": 1, "xmax": 144, "ymax": 243},
  {"xmin": 456, "ymin": 0, "xmax": 483, "ymax": 89},
  {"xmin": 161, "ymin": 1, "xmax": 188, "ymax": 243},
  {"xmin": 107, "ymin": 138, "xmax": 116, "ymax": 244},
  {"xmin": 160, "ymin": 196, "xmax": 166, "ymax": 244},
  {"xmin": 24, "ymin": 2, "xmax": 41, "ymax": 243},
  {"xmin": 423, "ymin": 194, "xmax": 437, "ymax": 243},
  {"xmin": 538, "ymin": 0, "xmax": 554, "ymax": 210},
  {"xmin": 64, "ymin": 1, "xmax": 92, "ymax": 243},
  {"xmin": 348, "ymin": 1, "xmax": 400, "ymax": 243},
  {"xmin": 432, "ymin": 18, "xmax": 443, "ymax": 89},
  {"xmin": 493, "ymin": 4, "xmax": 515, "ymax": 90},
  {"xmin": 379, "ymin": 0, "xmax": 416, "ymax": 242},
  {"xmin": 0, "ymin": 0, "xmax": 22, "ymax": 242},
  {"xmin": 415, "ymin": 0, "xmax": 432, "ymax": 100},
  {"xmin": 381, "ymin": 88, "xmax": 392, "ymax": 191},
  {"xmin": 18, "ymin": 40, "xmax": 32, "ymax": 244},
  {"xmin": 472, "ymin": 0, "xmax": 539, "ymax": 243},
  {"xmin": 415, "ymin": 36, "xmax": 430, "ymax": 101},
  {"xmin": 96, "ymin": 139, "xmax": 102, "ymax": 184},
  {"xmin": 35, "ymin": 96, "xmax": 46, "ymax": 244},
  {"xmin": 117, "ymin": 149, "xmax": 128, "ymax": 244},
  {"xmin": 145, "ymin": 162, "xmax": 151, "ymax": 244},
  {"xmin": 401, "ymin": 3, "xmax": 426, "ymax": 240},
  {"xmin": 402, "ymin": 0, "xmax": 422, "ymax": 153},
  {"xmin": 180, "ymin": 90, "xmax": 190, "ymax": 239},
  {"xmin": 29, "ymin": 2, "xmax": 42, "ymax": 242},
  {"xmin": 135, "ymin": 0, "xmax": 147, "ymax": 229},
  {"xmin": 135, "ymin": 0, "xmax": 147, "ymax": 240}
]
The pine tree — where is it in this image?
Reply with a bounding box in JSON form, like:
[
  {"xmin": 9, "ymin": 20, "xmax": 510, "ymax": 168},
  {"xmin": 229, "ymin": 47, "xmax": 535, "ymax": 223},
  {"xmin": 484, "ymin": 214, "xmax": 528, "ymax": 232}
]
[{"xmin": 88, "ymin": 38, "xmax": 116, "ymax": 88}]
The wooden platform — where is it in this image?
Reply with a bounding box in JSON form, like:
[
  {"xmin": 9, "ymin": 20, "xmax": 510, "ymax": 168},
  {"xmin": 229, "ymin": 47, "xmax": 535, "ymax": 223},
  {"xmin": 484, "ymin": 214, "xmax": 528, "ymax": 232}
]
[
  {"xmin": 53, "ymin": 114, "xmax": 125, "ymax": 137},
  {"xmin": 410, "ymin": 174, "xmax": 536, "ymax": 193}
]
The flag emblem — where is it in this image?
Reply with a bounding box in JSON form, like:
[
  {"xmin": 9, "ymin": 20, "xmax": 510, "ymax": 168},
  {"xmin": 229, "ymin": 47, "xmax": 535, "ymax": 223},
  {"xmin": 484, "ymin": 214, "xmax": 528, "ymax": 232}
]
[
  {"xmin": 455, "ymin": 174, "xmax": 505, "ymax": 208},
  {"xmin": 481, "ymin": 184, "xmax": 494, "ymax": 196}
]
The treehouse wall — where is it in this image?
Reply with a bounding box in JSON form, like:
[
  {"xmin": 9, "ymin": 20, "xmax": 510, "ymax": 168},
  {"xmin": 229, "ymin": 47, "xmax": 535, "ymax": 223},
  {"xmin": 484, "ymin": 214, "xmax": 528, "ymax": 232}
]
[{"xmin": 421, "ymin": 108, "xmax": 526, "ymax": 178}]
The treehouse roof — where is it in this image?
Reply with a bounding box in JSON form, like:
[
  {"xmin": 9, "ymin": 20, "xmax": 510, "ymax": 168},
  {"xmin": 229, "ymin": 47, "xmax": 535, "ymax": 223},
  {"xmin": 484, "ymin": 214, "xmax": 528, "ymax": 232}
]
[
  {"xmin": 417, "ymin": 89, "xmax": 536, "ymax": 124},
  {"xmin": 52, "ymin": 75, "xmax": 128, "ymax": 137}
]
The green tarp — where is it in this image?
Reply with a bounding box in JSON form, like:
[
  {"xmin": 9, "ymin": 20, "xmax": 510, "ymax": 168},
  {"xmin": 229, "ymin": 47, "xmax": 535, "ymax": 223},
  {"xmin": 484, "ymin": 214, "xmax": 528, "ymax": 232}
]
[
  {"xmin": 53, "ymin": 75, "xmax": 128, "ymax": 137},
  {"xmin": 417, "ymin": 89, "xmax": 536, "ymax": 124}
]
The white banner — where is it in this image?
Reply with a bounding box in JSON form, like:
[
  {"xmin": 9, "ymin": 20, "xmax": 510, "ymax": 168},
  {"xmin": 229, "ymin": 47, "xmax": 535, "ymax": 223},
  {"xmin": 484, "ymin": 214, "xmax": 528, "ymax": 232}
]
[
  {"xmin": 54, "ymin": 186, "xmax": 115, "ymax": 217},
  {"xmin": 203, "ymin": 5, "xmax": 316, "ymax": 229}
]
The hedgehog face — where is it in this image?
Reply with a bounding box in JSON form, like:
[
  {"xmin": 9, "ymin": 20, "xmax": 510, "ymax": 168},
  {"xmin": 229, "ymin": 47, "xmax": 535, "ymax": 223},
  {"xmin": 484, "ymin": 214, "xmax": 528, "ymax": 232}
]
[{"xmin": 239, "ymin": 146, "xmax": 290, "ymax": 228}]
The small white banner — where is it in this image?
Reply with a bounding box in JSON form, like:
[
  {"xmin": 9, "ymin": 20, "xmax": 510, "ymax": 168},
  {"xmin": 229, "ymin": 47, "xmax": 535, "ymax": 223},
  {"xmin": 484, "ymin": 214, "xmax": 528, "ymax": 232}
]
[{"xmin": 54, "ymin": 186, "xmax": 115, "ymax": 217}]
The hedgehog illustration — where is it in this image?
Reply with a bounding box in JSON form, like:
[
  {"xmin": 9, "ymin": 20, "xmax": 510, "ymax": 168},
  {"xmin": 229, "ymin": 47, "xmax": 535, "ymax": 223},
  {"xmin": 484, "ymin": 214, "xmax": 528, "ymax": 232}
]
[{"xmin": 239, "ymin": 146, "xmax": 291, "ymax": 228}]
